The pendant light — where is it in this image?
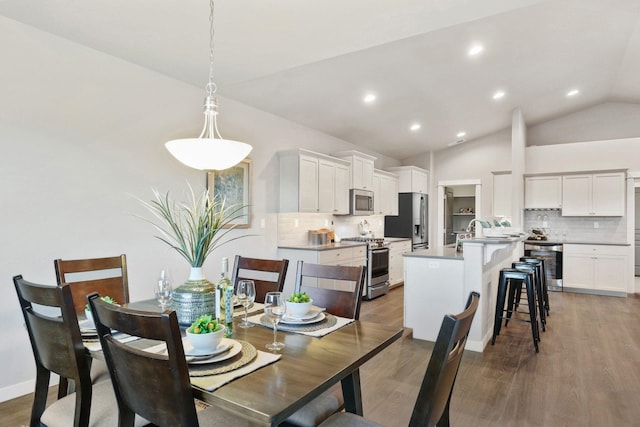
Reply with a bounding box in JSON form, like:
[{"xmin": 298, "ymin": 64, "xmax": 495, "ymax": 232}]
[{"xmin": 165, "ymin": 0, "xmax": 252, "ymax": 170}]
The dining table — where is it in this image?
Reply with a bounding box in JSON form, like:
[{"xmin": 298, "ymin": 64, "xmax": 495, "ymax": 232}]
[{"xmin": 89, "ymin": 299, "xmax": 403, "ymax": 427}]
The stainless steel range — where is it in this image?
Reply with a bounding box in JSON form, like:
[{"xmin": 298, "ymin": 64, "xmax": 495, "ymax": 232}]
[{"xmin": 341, "ymin": 237, "xmax": 390, "ymax": 300}]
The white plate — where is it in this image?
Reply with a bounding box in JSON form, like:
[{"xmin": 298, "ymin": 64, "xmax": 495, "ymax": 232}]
[
  {"xmin": 183, "ymin": 338, "xmax": 231, "ymax": 357},
  {"xmin": 280, "ymin": 311, "xmax": 326, "ymax": 325},
  {"xmin": 283, "ymin": 306, "xmax": 324, "ymax": 321},
  {"xmin": 185, "ymin": 339, "xmax": 242, "ymax": 364}
]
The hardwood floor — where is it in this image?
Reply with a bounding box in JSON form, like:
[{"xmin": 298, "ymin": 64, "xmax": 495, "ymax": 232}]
[{"xmin": 3, "ymin": 286, "xmax": 640, "ymax": 426}]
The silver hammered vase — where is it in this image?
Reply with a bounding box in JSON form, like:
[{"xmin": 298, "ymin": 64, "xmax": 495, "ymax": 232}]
[{"xmin": 171, "ymin": 267, "xmax": 216, "ymax": 326}]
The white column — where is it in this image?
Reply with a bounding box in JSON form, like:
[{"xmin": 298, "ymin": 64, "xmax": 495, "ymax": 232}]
[{"xmin": 511, "ymin": 108, "xmax": 526, "ymax": 228}]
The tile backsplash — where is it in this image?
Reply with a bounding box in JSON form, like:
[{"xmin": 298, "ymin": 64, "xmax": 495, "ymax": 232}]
[
  {"xmin": 277, "ymin": 213, "xmax": 385, "ymax": 246},
  {"xmin": 523, "ymin": 210, "xmax": 626, "ymax": 243}
]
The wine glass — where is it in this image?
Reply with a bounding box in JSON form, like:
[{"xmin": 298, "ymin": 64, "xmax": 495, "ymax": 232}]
[
  {"xmin": 264, "ymin": 291, "xmax": 286, "ymax": 351},
  {"xmin": 236, "ymin": 280, "xmax": 256, "ymax": 328},
  {"xmin": 155, "ymin": 269, "xmax": 173, "ymax": 309}
]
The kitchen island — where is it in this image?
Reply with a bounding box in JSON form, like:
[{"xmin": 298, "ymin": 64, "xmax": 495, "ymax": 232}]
[{"xmin": 403, "ymin": 236, "xmax": 525, "ymax": 352}]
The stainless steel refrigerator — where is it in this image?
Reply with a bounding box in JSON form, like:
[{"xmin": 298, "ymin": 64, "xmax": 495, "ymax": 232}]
[{"xmin": 384, "ymin": 193, "xmax": 428, "ymax": 250}]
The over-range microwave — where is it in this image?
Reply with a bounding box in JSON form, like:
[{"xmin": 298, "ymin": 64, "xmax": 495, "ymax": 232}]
[{"xmin": 350, "ymin": 189, "xmax": 374, "ymax": 216}]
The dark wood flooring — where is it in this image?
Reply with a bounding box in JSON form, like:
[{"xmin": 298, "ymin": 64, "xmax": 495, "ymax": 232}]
[{"xmin": 3, "ymin": 286, "xmax": 640, "ymax": 426}]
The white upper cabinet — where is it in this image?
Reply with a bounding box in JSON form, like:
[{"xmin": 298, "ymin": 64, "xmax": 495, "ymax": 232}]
[
  {"xmin": 561, "ymin": 171, "xmax": 625, "ymax": 216},
  {"xmin": 335, "ymin": 150, "xmax": 376, "ymax": 190},
  {"xmin": 279, "ymin": 149, "xmax": 350, "ymax": 214},
  {"xmin": 386, "ymin": 166, "xmax": 429, "ymax": 194},
  {"xmin": 493, "ymin": 172, "xmax": 512, "ymax": 217},
  {"xmin": 373, "ymin": 169, "xmax": 399, "ymax": 215},
  {"xmin": 524, "ymin": 175, "xmax": 562, "ymax": 209}
]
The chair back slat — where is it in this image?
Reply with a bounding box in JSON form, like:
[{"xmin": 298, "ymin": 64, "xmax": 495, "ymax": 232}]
[
  {"xmin": 55, "ymin": 254, "xmax": 129, "ymax": 314},
  {"xmin": 409, "ymin": 292, "xmax": 480, "ymax": 427},
  {"xmin": 294, "ymin": 261, "xmax": 366, "ymax": 319},
  {"xmin": 231, "ymin": 255, "xmax": 289, "ymax": 303},
  {"xmin": 89, "ymin": 294, "xmax": 199, "ymax": 426}
]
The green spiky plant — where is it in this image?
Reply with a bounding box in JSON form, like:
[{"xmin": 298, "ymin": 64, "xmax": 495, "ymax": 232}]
[{"xmin": 140, "ymin": 184, "xmax": 248, "ymax": 268}]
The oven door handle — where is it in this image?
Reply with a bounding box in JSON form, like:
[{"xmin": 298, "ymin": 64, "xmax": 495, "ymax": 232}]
[{"xmin": 370, "ymin": 247, "xmax": 390, "ymax": 254}]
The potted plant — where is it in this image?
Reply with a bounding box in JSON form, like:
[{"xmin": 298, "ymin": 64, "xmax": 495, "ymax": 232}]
[{"xmin": 140, "ymin": 184, "xmax": 248, "ymax": 325}]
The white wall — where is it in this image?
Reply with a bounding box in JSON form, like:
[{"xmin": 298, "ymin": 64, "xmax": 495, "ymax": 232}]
[
  {"xmin": 0, "ymin": 16, "xmax": 397, "ymax": 401},
  {"xmin": 527, "ymin": 101, "xmax": 640, "ymax": 146}
]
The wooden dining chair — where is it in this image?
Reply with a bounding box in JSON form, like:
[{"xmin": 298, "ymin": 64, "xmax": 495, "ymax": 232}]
[
  {"xmin": 281, "ymin": 261, "xmax": 366, "ymax": 427},
  {"xmin": 293, "ymin": 260, "xmax": 366, "ymax": 319},
  {"xmin": 13, "ymin": 275, "xmax": 144, "ymax": 427},
  {"xmin": 319, "ymin": 292, "xmax": 481, "ymax": 427},
  {"xmin": 54, "ymin": 254, "xmax": 130, "ymax": 315},
  {"xmin": 54, "ymin": 254, "xmax": 129, "ymax": 398},
  {"xmin": 88, "ymin": 293, "xmax": 251, "ymax": 427},
  {"xmin": 231, "ymin": 255, "xmax": 289, "ymax": 303}
]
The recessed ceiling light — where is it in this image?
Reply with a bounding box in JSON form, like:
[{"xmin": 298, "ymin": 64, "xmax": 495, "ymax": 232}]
[
  {"xmin": 468, "ymin": 44, "xmax": 484, "ymax": 56},
  {"xmin": 566, "ymin": 89, "xmax": 580, "ymax": 97},
  {"xmin": 492, "ymin": 90, "xmax": 506, "ymax": 100},
  {"xmin": 363, "ymin": 93, "xmax": 377, "ymax": 103},
  {"xmin": 410, "ymin": 123, "xmax": 421, "ymax": 132},
  {"xmin": 456, "ymin": 131, "xmax": 466, "ymax": 138}
]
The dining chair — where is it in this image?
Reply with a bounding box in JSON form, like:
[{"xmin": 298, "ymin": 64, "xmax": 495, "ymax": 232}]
[
  {"xmin": 293, "ymin": 260, "xmax": 366, "ymax": 319},
  {"xmin": 88, "ymin": 293, "xmax": 251, "ymax": 427},
  {"xmin": 319, "ymin": 291, "xmax": 480, "ymax": 427},
  {"xmin": 54, "ymin": 254, "xmax": 129, "ymax": 398},
  {"xmin": 231, "ymin": 255, "xmax": 289, "ymax": 303},
  {"xmin": 54, "ymin": 254, "xmax": 130, "ymax": 314},
  {"xmin": 13, "ymin": 275, "xmax": 145, "ymax": 427},
  {"xmin": 281, "ymin": 261, "xmax": 366, "ymax": 427}
]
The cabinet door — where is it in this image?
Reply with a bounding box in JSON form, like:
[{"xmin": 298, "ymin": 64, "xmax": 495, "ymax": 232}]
[
  {"xmin": 411, "ymin": 170, "xmax": 428, "ymax": 194},
  {"xmin": 563, "ymin": 253, "xmax": 594, "ymax": 289},
  {"xmin": 334, "ymin": 163, "xmax": 350, "ymax": 214},
  {"xmin": 562, "ymin": 175, "xmax": 592, "ymax": 216},
  {"xmin": 299, "ymin": 155, "xmax": 319, "ymax": 212},
  {"xmin": 362, "ymin": 160, "xmax": 374, "ymax": 190},
  {"xmin": 352, "ymin": 157, "xmax": 364, "ymax": 189},
  {"xmin": 594, "ymin": 255, "xmax": 627, "ymax": 292},
  {"xmin": 318, "ymin": 159, "xmax": 335, "ymax": 213},
  {"xmin": 592, "ymin": 172, "xmax": 625, "ymax": 216},
  {"xmin": 524, "ymin": 176, "xmax": 561, "ymax": 209},
  {"xmin": 382, "ymin": 175, "xmax": 399, "ymax": 215},
  {"xmin": 373, "ymin": 174, "xmax": 382, "ymax": 214}
]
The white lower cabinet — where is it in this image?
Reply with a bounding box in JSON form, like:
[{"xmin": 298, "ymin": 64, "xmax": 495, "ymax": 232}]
[
  {"xmin": 388, "ymin": 239, "xmax": 412, "ymax": 286},
  {"xmin": 278, "ymin": 245, "xmax": 367, "ymax": 294},
  {"xmin": 563, "ymin": 244, "xmax": 629, "ymax": 294}
]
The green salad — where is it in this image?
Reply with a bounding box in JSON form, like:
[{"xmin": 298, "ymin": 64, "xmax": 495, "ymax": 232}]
[
  {"xmin": 287, "ymin": 292, "xmax": 310, "ymax": 303},
  {"xmin": 85, "ymin": 295, "xmax": 116, "ymax": 312},
  {"xmin": 188, "ymin": 315, "xmax": 222, "ymax": 334}
]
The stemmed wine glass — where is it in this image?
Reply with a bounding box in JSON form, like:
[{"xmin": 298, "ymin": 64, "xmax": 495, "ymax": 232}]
[
  {"xmin": 236, "ymin": 280, "xmax": 256, "ymax": 328},
  {"xmin": 264, "ymin": 291, "xmax": 286, "ymax": 351},
  {"xmin": 155, "ymin": 269, "xmax": 173, "ymax": 310}
]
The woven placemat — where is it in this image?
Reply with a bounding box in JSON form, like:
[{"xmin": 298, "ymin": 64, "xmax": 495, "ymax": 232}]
[
  {"xmin": 259, "ymin": 313, "xmax": 337, "ymax": 332},
  {"xmin": 189, "ymin": 340, "xmax": 257, "ymax": 377}
]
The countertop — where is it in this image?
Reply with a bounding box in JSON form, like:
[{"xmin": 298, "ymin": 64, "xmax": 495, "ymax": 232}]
[
  {"xmin": 524, "ymin": 240, "xmax": 630, "ymax": 246},
  {"xmin": 404, "ymin": 246, "xmax": 464, "ymax": 260},
  {"xmin": 278, "ymin": 241, "xmax": 367, "ymax": 251}
]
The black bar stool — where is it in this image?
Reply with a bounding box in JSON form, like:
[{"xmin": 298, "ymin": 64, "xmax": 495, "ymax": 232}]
[
  {"xmin": 512, "ymin": 261, "xmax": 546, "ymax": 332},
  {"xmin": 521, "ymin": 256, "xmax": 550, "ymax": 316},
  {"xmin": 492, "ymin": 268, "xmax": 539, "ymax": 352}
]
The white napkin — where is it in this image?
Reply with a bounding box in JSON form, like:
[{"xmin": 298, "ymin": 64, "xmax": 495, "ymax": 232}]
[
  {"xmin": 190, "ymin": 350, "xmax": 280, "ymax": 391},
  {"xmin": 246, "ymin": 313, "xmax": 354, "ymax": 337}
]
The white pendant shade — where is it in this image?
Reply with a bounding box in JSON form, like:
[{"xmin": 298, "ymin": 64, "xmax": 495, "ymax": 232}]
[{"xmin": 165, "ymin": 137, "xmax": 252, "ymax": 171}]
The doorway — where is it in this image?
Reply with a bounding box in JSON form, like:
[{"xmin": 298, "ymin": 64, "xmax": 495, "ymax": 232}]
[{"xmin": 436, "ymin": 180, "xmax": 482, "ymax": 247}]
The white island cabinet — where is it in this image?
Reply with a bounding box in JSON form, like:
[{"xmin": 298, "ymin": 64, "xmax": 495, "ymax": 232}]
[{"xmin": 404, "ymin": 237, "xmax": 524, "ymax": 352}]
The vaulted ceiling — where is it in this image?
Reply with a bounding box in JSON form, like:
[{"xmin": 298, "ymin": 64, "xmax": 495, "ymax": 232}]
[{"xmin": 1, "ymin": 0, "xmax": 639, "ymax": 160}]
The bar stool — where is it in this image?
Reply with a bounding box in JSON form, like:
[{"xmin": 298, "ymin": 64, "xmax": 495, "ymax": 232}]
[
  {"xmin": 492, "ymin": 268, "xmax": 539, "ymax": 352},
  {"xmin": 521, "ymin": 256, "xmax": 550, "ymax": 316},
  {"xmin": 512, "ymin": 262, "xmax": 546, "ymax": 332}
]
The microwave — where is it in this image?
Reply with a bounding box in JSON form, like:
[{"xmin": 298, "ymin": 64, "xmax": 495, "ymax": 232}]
[{"xmin": 350, "ymin": 189, "xmax": 374, "ymax": 216}]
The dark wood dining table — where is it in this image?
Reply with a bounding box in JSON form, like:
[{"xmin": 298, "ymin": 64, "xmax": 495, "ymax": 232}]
[{"xmin": 118, "ymin": 300, "xmax": 403, "ymax": 426}]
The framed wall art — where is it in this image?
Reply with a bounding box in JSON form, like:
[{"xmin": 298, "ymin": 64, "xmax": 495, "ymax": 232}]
[{"xmin": 206, "ymin": 158, "xmax": 251, "ymax": 228}]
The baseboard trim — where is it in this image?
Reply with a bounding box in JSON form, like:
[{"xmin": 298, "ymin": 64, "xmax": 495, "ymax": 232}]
[{"xmin": 0, "ymin": 376, "xmax": 59, "ymax": 403}]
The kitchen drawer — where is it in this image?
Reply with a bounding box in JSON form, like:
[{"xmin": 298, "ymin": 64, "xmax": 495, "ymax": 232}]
[
  {"xmin": 318, "ymin": 248, "xmax": 353, "ymax": 264},
  {"xmin": 564, "ymin": 244, "xmax": 629, "ymax": 256},
  {"xmin": 352, "ymin": 245, "xmax": 367, "ymax": 259}
]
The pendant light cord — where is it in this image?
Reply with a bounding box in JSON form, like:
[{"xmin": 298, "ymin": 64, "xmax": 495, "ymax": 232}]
[{"xmin": 206, "ymin": 0, "xmax": 217, "ymax": 97}]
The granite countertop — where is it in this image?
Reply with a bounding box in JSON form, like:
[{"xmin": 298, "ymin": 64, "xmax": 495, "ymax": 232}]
[
  {"xmin": 277, "ymin": 241, "xmax": 367, "ymax": 251},
  {"xmin": 404, "ymin": 246, "xmax": 464, "ymax": 260}
]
